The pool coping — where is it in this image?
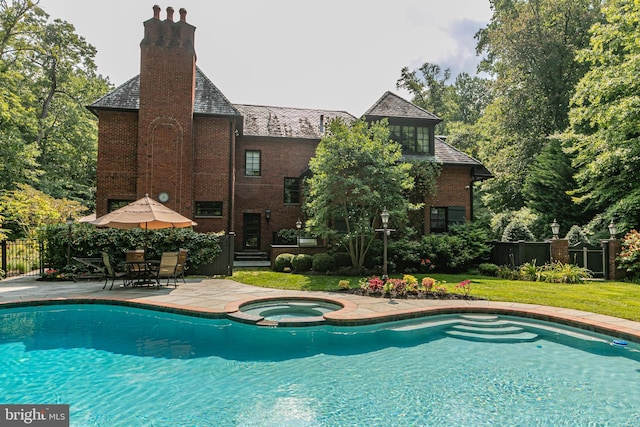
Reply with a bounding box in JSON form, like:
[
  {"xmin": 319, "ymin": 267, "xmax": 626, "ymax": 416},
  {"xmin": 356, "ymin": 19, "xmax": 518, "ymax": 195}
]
[{"xmin": 1, "ymin": 277, "xmax": 640, "ymax": 344}]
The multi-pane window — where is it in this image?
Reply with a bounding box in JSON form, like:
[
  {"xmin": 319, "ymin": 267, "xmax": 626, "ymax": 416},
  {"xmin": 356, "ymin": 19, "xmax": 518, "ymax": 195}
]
[
  {"xmin": 284, "ymin": 177, "xmax": 301, "ymax": 204},
  {"xmin": 389, "ymin": 124, "xmax": 432, "ymax": 154},
  {"xmin": 195, "ymin": 201, "xmax": 223, "ymax": 217},
  {"xmin": 430, "ymin": 206, "xmax": 466, "ymax": 233},
  {"xmin": 245, "ymin": 150, "xmax": 261, "ymax": 176},
  {"xmin": 416, "ymin": 127, "xmax": 429, "ymax": 153}
]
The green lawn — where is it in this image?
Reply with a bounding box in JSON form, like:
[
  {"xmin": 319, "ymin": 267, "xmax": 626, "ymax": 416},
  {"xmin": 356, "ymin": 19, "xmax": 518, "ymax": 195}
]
[{"xmin": 231, "ymin": 270, "xmax": 640, "ymax": 322}]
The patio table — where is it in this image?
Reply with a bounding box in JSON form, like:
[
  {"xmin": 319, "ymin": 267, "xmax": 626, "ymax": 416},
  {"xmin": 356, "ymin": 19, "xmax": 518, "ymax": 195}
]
[{"xmin": 125, "ymin": 260, "xmax": 160, "ymax": 287}]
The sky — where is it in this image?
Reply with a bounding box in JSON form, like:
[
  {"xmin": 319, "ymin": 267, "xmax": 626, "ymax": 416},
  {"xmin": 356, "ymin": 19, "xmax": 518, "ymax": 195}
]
[{"xmin": 38, "ymin": 0, "xmax": 492, "ymax": 116}]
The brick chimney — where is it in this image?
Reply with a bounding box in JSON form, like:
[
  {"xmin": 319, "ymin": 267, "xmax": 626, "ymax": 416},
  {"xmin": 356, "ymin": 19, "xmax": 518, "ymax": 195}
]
[{"xmin": 137, "ymin": 5, "xmax": 196, "ymax": 216}]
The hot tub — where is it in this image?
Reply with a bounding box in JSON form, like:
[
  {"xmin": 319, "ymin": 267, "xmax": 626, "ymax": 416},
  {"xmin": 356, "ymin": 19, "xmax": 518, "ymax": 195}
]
[{"xmin": 232, "ymin": 298, "xmax": 343, "ymax": 326}]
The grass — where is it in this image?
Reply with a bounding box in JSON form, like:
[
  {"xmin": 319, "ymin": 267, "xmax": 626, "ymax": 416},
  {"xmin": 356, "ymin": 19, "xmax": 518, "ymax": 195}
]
[{"xmin": 231, "ymin": 269, "xmax": 640, "ymax": 322}]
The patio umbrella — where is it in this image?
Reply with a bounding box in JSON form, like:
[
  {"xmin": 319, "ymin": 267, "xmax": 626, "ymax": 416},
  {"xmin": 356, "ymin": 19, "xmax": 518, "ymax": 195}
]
[{"xmin": 90, "ymin": 194, "xmax": 197, "ymax": 229}]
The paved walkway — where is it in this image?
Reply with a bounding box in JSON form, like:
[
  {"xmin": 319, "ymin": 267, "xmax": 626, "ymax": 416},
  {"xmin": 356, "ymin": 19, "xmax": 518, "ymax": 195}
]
[{"xmin": 1, "ymin": 275, "xmax": 640, "ymax": 342}]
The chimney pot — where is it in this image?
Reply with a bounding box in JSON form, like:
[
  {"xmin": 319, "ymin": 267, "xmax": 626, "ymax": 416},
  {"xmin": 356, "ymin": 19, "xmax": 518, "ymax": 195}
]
[
  {"xmin": 153, "ymin": 5, "xmax": 161, "ymax": 19},
  {"xmin": 179, "ymin": 8, "xmax": 187, "ymax": 22},
  {"xmin": 166, "ymin": 6, "xmax": 174, "ymax": 21}
]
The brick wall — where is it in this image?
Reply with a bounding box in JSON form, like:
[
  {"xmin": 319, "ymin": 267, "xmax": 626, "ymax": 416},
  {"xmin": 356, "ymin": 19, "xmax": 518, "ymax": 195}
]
[
  {"xmin": 95, "ymin": 111, "xmax": 139, "ymax": 215},
  {"xmin": 234, "ymin": 136, "xmax": 316, "ymax": 249},
  {"xmin": 424, "ymin": 166, "xmax": 474, "ymax": 230},
  {"xmin": 193, "ymin": 116, "xmax": 234, "ymax": 233}
]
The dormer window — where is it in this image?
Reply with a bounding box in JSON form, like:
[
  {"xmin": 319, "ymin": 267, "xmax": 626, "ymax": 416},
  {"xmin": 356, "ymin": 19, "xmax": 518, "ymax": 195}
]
[{"xmin": 389, "ymin": 124, "xmax": 432, "ymax": 155}]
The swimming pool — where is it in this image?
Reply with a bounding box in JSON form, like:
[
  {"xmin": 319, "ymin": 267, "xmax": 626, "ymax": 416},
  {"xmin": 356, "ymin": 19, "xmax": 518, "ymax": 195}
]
[{"xmin": 0, "ymin": 304, "xmax": 639, "ymax": 426}]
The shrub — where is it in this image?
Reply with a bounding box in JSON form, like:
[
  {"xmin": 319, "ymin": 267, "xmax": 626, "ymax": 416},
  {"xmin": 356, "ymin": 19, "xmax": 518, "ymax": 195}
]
[
  {"xmin": 338, "ymin": 279, "xmax": 350, "ymax": 289},
  {"xmin": 332, "ymin": 252, "xmax": 352, "ymax": 268},
  {"xmin": 274, "ymin": 253, "xmax": 294, "ymax": 272},
  {"xmin": 312, "ymin": 253, "xmax": 336, "ymax": 272},
  {"xmin": 502, "ymin": 219, "xmax": 535, "ymax": 242},
  {"xmin": 538, "ymin": 262, "xmax": 592, "ymax": 283},
  {"xmin": 618, "ymin": 229, "xmax": 640, "ymax": 281},
  {"xmin": 565, "ymin": 225, "xmax": 589, "ymax": 246},
  {"xmin": 386, "ymin": 223, "xmax": 490, "ymax": 274},
  {"xmin": 38, "ymin": 224, "xmax": 221, "ymax": 272},
  {"xmin": 478, "ymin": 263, "xmax": 499, "ymax": 277},
  {"xmin": 519, "ymin": 261, "xmax": 539, "ymax": 281},
  {"xmin": 291, "ymin": 254, "xmax": 312, "ymax": 272}
]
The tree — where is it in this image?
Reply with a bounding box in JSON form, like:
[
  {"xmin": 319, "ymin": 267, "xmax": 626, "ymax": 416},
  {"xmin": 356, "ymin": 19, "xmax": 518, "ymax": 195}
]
[
  {"xmin": 0, "ymin": 1, "xmax": 110, "ymax": 208},
  {"xmin": 522, "ymin": 137, "xmax": 584, "ymax": 236},
  {"xmin": 564, "ymin": 0, "xmax": 640, "ymax": 232},
  {"xmin": 305, "ymin": 118, "xmax": 413, "ymax": 268},
  {"xmin": 475, "ymin": 0, "xmax": 603, "ymax": 214},
  {"xmin": 0, "ymin": 183, "xmax": 86, "ymax": 238}
]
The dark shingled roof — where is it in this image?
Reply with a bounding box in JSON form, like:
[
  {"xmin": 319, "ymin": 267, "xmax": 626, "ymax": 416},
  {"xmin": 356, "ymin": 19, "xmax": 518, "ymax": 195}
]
[
  {"xmin": 234, "ymin": 104, "xmax": 355, "ymax": 139},
  {"xmin": 364, "ymin": 91, "xmax": 442, "ymax": 122},
  {"xmin": 434, "ymin": 137, "xmax": 492, "ymax": 179},
  {"xmin": 88, "ymin": 67, "xmax": 240, "ymax": 117}
]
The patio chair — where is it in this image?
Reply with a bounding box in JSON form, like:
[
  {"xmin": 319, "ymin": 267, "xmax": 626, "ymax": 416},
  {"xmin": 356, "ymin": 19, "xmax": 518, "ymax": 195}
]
[
  {"xmin": 175, "ymin": 248, "xmax": 188, "ymax": 284},
  {"xmin": 101, "ymin": 252, "xmax": 129, "ymax": 290},
  {"xmin": 155, "ymin": 251, "xmax": 180, "ymax": 288},
  {"xmin": 126, "ymin": 249, "xmax": 146, "ymax": 273}
]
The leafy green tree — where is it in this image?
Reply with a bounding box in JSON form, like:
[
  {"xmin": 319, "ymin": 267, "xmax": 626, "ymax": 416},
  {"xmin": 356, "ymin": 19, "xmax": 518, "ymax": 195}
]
[
  {"xmin": 475, "ymin": 0, "xmax": 603, "ymax": 213},
  {"xmin": 305, "ymin": 118, "xmax": 413, "ymax": 268},
  {"xmin": 397, "ymin": 64, "xmax": 492, "ymax": 139},
  {"xmin": 0, "ymin": 183, "xmax": 86, "ymax": 238},
  {"xmin": 0, "ymin": 0, "xmax": 46, "ymax": 190},
  {"xmin": 565, "ymin": 0, "xmax": 640, "ymax": 232},
  {"xmin": 0, "ymin": 1, "xmax": 110, "ymax": 208}
]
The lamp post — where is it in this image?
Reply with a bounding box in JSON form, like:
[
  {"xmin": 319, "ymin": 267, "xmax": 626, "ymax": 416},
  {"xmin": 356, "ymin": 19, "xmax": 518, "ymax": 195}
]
[
  {"xmin": 66, "ymin": 214, "xmax": 74, "ymax": 266},
  {"xmin": 608, "ymin": 220, "xmax": 617, "ymax": 239},
  {"xmin": 374, "ymin": 208, "xmax": 395, "ymax": 281},
  {"xmin": 381, "ymin": 208, "xmax": 389, "ymax": 280},
  {"xmin": 296, "ymin": 218, "xmax": 302, "ymax": 254},
  {"xmin": 550, "ymin": 219, "xmax": 560, "ymax": 240}
]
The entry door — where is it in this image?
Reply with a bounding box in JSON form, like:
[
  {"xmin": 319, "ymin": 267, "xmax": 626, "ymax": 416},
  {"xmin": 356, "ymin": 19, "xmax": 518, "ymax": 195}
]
[{"xmin": 243, "ymin": 213, "xmax": 261, "ymax": 250}]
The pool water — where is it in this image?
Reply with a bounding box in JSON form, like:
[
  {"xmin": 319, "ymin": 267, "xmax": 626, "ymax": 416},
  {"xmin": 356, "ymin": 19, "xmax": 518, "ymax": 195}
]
[
  {"xmin": 240, "ymin": 299, "xmax": 342, "ymax": 321},
  {"xmin": 1, "ymin": 305, "xmax": 639, "ymax": 426}
]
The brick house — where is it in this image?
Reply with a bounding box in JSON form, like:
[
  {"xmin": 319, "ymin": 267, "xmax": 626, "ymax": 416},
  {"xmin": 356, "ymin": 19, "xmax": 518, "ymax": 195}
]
[{"xmin": 88, "ymin": 6, "xmax": 491, "ymax": 255}]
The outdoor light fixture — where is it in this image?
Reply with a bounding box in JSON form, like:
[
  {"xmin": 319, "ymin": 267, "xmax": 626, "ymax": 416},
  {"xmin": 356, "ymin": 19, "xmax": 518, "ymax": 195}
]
[
  {"xmin": 551, "ymin": 219, "xmax": 560, "ymax": 240},
  {"xmin": 381, "ymin": 208, "xmax": 390, "ymax": 230},
  {"xmin": 608, "ymin": 220, "xmax": 617, "ymax": 239},
  {"xmin": 296, "ymin": 218, "xmax": 302, "ymax": 251},
  {"xmin": 265, "ymin": 208, "xmax": 271, "ymax": 222}
]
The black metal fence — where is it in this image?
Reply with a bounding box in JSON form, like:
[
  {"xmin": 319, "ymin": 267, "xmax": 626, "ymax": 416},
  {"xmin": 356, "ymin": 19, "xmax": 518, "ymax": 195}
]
[{"xmin": 1, "ymin": 239, "xmax": 44, "ymax": 278}]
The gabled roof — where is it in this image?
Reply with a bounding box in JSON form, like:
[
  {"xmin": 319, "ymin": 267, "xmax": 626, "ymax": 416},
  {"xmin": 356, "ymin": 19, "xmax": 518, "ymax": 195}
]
[
  {"xmin": 364, "ymin": 91, "xmax": 442, "ymax": 123},
  {"xmin": 87, "ymin": 67, "xmax": 240, "ymax": 117},
  {"xmin": 234, "ymin": 104, "xmax": 354, "ymax": 139}
]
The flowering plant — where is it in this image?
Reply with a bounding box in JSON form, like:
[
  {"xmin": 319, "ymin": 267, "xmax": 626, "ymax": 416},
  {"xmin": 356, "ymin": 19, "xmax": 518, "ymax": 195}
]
[
  {"xmin": 386, "ymin": 278, "xmax": 407, "ymax": 297},
  {"xmin": 360, "ymin": 276, "xmax": 384, "ymax": 295},
  {"xmin": 41, "ymin": 269, "xmax": 67, "ymax": 280},
  {"xmin": 455, "ymin": 279, "xmax": 472, "ymax": 296},
  {"xmin": 421, "ymin": 277, "xmax": 436, "ymax": 292},
  {"xmin": 403, "ymin": 274, "xmax": 418, "ymax": 292}
]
